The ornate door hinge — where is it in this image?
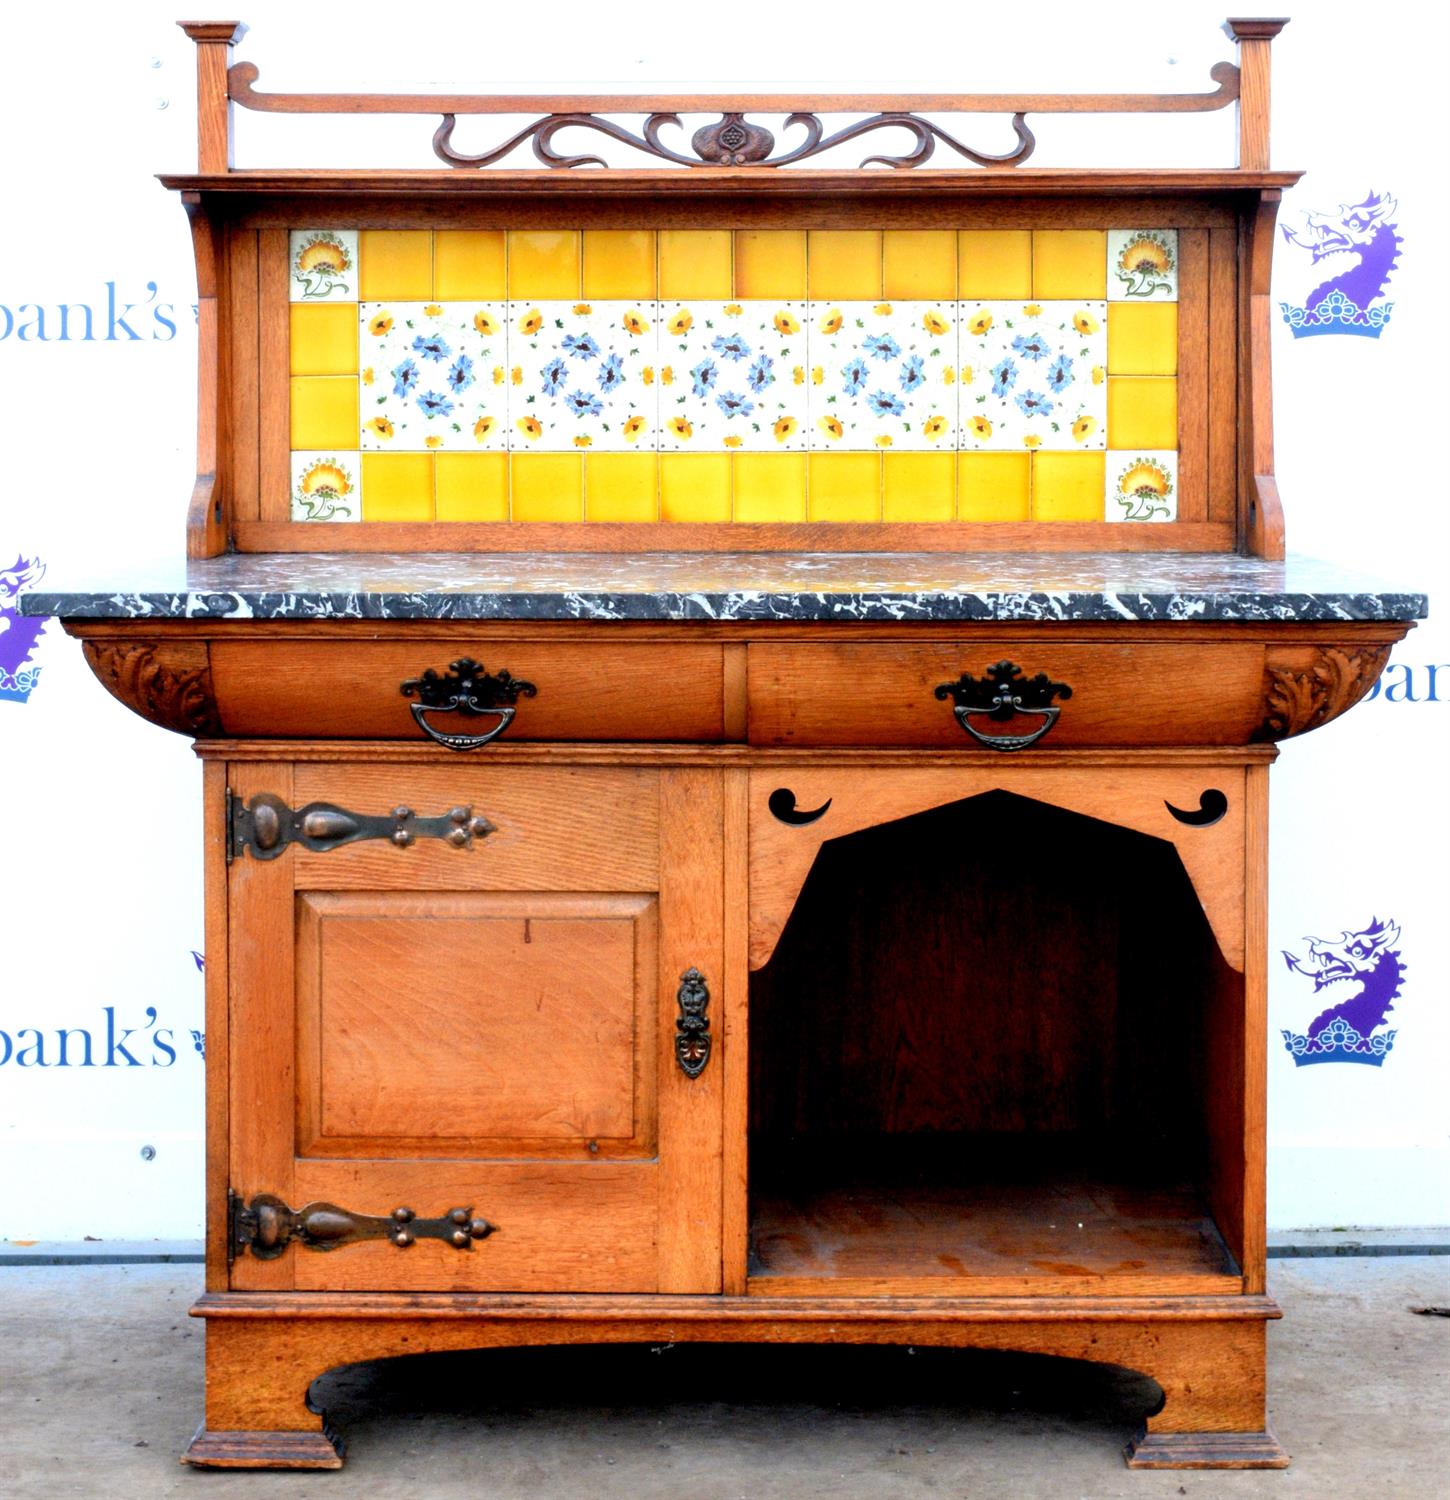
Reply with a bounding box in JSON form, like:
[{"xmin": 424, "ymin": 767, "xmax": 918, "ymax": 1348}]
[
  {"xmin": 228, "ymin": 1190, "xmax": 494, "ymax": 1263},
  {"xmin": 226, "ymin": 790, "xmax": 494, "ymax": 863},
  {"xmin": 674, "ymin": 967, "xmax": 712, "ymax": 1078}
]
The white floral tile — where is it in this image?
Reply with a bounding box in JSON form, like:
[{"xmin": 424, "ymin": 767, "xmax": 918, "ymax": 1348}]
[
  {"xmin": 359, "ymin": 303, "xmax": 507, "ymax": 451},
  {"xmin": 1107, "ymin": 230, "xmax": 1179, "ymax": 302},
  {"xmin": 657, "ymin": 302, "xmax": 809, "ymax": 451},
  {"xmin": 289, "ymin": 230, "xmax": 358, "ymax": 302},
  {"xmin": 510, "ymin": 300, "xmax": 657, "ymax": 452},
  {"xmin": 290, "ymin": 451, "xmax": 360, "ymax": 522},
  {"xmin": 959, "ymin": 301, "xmax": 1107, "ymax": 451},
  {"xmin": 1106, "ymin": 450, "xmax": 1178, "ymax": 522},
  {"xmin": 811, "ymin": 301, "xmax": 957, "ymax": 451}
]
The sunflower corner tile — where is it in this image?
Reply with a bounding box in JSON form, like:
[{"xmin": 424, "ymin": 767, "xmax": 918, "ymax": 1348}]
[
  {"xmin": 1107, "ymin": 230, "xmax": 1179, "ymax": 302},
  {"xmin": 1106, "ymin": 449, "xmax": 1179, "ymax": 522},
  {"xmin": 289, "ymin": 230, "xmax": 359, "ymax": 302},
  {"xmin": 290, "ymin": 451, "xmax": 361, "ymax": 522}
]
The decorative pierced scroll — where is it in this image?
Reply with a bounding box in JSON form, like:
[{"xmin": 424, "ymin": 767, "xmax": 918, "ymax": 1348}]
[{"xmin": 224, "ymin": 60, "xmax": 1242, "ymax": 172}]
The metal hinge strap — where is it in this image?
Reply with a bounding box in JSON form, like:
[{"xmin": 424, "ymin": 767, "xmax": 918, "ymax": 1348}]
[{"xmin": 226, "ymin": 790, "xmax": 494, "ymax": 862}]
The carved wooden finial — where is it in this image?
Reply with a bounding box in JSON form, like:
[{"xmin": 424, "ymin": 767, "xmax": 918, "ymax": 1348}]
[
  {"xmin": 1223, "ymin": 17, "xmax": 1288, "ymax": 169},
  {"xmin": 177, "ymin": 21, "xmax": 248, "ymax": 172}
]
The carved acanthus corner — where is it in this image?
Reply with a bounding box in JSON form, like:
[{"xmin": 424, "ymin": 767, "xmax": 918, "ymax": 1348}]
[
  {"xmin": 1254, "ymin": 646, "xmax": 1391, "ymax": 741},
  {"xmin": 83, "ymin": 640, "xmax": 223, "ymax": 737}
]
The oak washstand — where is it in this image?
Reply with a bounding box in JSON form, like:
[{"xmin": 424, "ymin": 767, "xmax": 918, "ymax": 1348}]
[{"xmin": 23, "ymin": 16, "xmax": 1427, "ymax": 1470}]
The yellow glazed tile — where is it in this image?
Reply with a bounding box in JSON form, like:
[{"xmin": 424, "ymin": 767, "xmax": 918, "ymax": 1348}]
[
  {"xmin": 510, "ymin": 453, "xmax": 583, "ymax": 521},
  {"xmin": 434, "ymin": 452, "xmax": 508, "ymax": 521},
  {"xmin": 1032, "ymin": 451, "xmax": 1105, "ymax": 521},
  {"xmin": 507, "ymin": 231, "xmax": 581, "ymax": 299},
  {"xmin": 882, "ymin": 452, "xmax": 954, "ymax": 522},
  {"xmin": 290, "ymin": 376, "xmax": 358, "ymax": 450},
  {"xmin": 808, "ymin": 453, "xmax": 881, "ymax": 521},
  {"xmin": 958, "ymin": 452, "xmax": 1030, "ymax": 521},
  {"xmin": 586, "ymin": 453, "xmax": 658, "ymax": 521},
  {"xmin": 582, "ymin": 231, "xmax": 657, "ymax": 299},
  {"xmin": 734, "ymin": 231, "xmax": 807, "ymax": 299},
  {"xmin": 289, "ymin": 303, "xmax": 357, "ymax": 376},
  {"xmin": 1108, "ymin": 377, "xmax": 1178, "ymax": 448},
  {"xmin": 958, "ymin": 231, "xmax": 1032, "ymax": 299},
  {"xmin": 660, "ymin": 454, "xmax": 731, "ymax": 522},
  {"xmin": 659, "ymin": 231, "xmax": 732, "ymax": 299},
  {"xmin": 432, "ymin": 230, "xmax": 506, "ymax": 300},
  {"xmin": 358, "ymin": 230, "xmax": 432, "ymax": 300},
  {"xmin": 807, "ymin": 231, "xmax": 882, "ymax": 300},
  {"xmin": 1107, "ymin": 303, "xmax": 1178, "ymax": 375},
  {"xmin": 1033, "ymin": 231, "xmax": 1107, "ymax": 299},
  {"xmin": 883, "ymin": 231, "xmax": 956, "ymax": 300},
  {"xmin": 361, "ymin": 452, "xmax": 434, "ymax": 521},
  {"xmin": 733, "ymin": 453, "xmax": 807, "ymax": 522}
]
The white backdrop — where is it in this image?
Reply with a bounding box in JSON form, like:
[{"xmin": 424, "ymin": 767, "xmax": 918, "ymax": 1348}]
[{"xmin": 1, "ymin": 0, "xmax": 1445, "ymax": 1239}]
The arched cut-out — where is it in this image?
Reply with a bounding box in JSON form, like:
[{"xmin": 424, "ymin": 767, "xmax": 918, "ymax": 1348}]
[{"xmin": 749, "ymin": 765, "xmax": 1247, "ymax": 971}]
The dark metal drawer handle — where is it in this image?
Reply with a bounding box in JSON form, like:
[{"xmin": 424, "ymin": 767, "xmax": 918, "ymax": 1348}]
[
  {"xmin": 934, "ymin": 660, "xmax": 1073, "ymax": 752},
  {"xmin": 230, "ymin": 1191, "xmax": 493, "ymax": 1262},
  {"xmin": 401, "ymin": 657, "xmax": 537, "ymax": 751}
]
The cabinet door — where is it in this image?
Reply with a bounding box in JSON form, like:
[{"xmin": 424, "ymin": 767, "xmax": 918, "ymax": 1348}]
[{"xmin": 226, "ymin": 762, "xmax": 723, "ymax": 1294}]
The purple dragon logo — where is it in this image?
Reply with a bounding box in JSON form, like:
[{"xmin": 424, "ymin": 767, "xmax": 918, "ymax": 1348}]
[
  {"xmin": 1281, "ymin": 917, "xmax": 1405, "ymax": 1066},
  {"xmin": 0, "ymin": 554, "xmax": 47, "ymax": 704},
  {"xmin": 1279, "ymin": 192, "xmax": 1400, "ymax": 339}
]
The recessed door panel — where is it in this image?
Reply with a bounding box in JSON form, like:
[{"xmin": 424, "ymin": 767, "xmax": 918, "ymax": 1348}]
[{"xmin": 297, "ymin": 892, "xmax": 657, "ymax": 1158}]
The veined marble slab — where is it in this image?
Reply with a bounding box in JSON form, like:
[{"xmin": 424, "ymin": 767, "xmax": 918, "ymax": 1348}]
[{"xmin": 21, "ymin": 551, "xmax": 1428, "ymax": 624}]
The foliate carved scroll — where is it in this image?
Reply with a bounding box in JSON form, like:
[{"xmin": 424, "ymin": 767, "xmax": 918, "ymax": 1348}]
[
  {"xmin": 83, "ymin": 640, "xmax": 223, "ymax": 736},
  {"xmin": 432, "ymin": 110, "xmax": 1037, "ymax": 170},
  {"xmin": 1254, "ymin": 646, "xmax": 1392, "ymax": 741}
]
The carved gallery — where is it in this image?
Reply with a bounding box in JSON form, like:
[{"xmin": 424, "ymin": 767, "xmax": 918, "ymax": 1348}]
[{"xmin": 19, "ymin": 12, "xmax": 1428, "ymax": 1478}]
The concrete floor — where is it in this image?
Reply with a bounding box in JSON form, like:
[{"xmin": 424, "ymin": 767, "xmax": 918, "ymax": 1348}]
[{"xmin": 0, "ymin": 1259, "xmax": 1445, "ymax": 1499}]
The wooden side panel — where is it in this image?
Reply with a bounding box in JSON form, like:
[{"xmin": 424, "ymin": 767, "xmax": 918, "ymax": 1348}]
[
  {"xmin": 227, "ymin": 761, "xmax": 296, "ymax": 1291},
  {"xmin": 229, "ymin": 227, "xmax": 260, "ymax": 522},
  {"xmin": 203, "ymin": 760, "xmax": 231, "ymax": 1289},
  {"xmin": 257, "ymin": 228, "xmax": 290, "ymax": 523},
  {"xmin": 1176, "ymin": 228, "xmax": 1209, "ymax": 524},
  {"xmin": 1207, "ymin": 227, "xmax": 1239, "ymax": 524},
  {"xmin": 1240, "ymin": 762, "xmax": 1270, "ymax": 1292},
  {"xmin": 295, "ymin": 891, "xmax": 657, "ymax": 1159},
  {"xmin": 656, "ymin": 771, "xmax": 725, "ymax": 1292},
  {"xmin": 721, "ymin": 768, "xmax": 751, "ymax": 1294}
]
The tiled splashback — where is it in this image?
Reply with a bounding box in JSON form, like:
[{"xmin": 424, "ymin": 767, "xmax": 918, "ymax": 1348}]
[{"xmin": 287, "ymin": 229, "xmax": 1180, "ymax": 524}]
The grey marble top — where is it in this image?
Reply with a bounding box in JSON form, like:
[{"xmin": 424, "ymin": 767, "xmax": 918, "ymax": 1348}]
[{"xmin": 20, "ymin": 551, "xmax": 1427, "ymax": 624}]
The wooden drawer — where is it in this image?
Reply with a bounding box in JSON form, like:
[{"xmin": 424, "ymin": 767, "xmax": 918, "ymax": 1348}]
[
  {"xmin": 210, "ymin": 640, "xmax": 726, "ymax": 741},
  {"xmin": 746, "ymin": 642, "xmax": 1266, "ymax": 747}
]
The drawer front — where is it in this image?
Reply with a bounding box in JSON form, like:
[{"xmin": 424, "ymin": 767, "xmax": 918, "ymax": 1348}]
[
  {"xmin": 747, "ymin": 642, "xmax": 1266, "ymax": 747},
  {"xmin": 210, "ymin": 640, "xmax": 726, "ymax": 741}
]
